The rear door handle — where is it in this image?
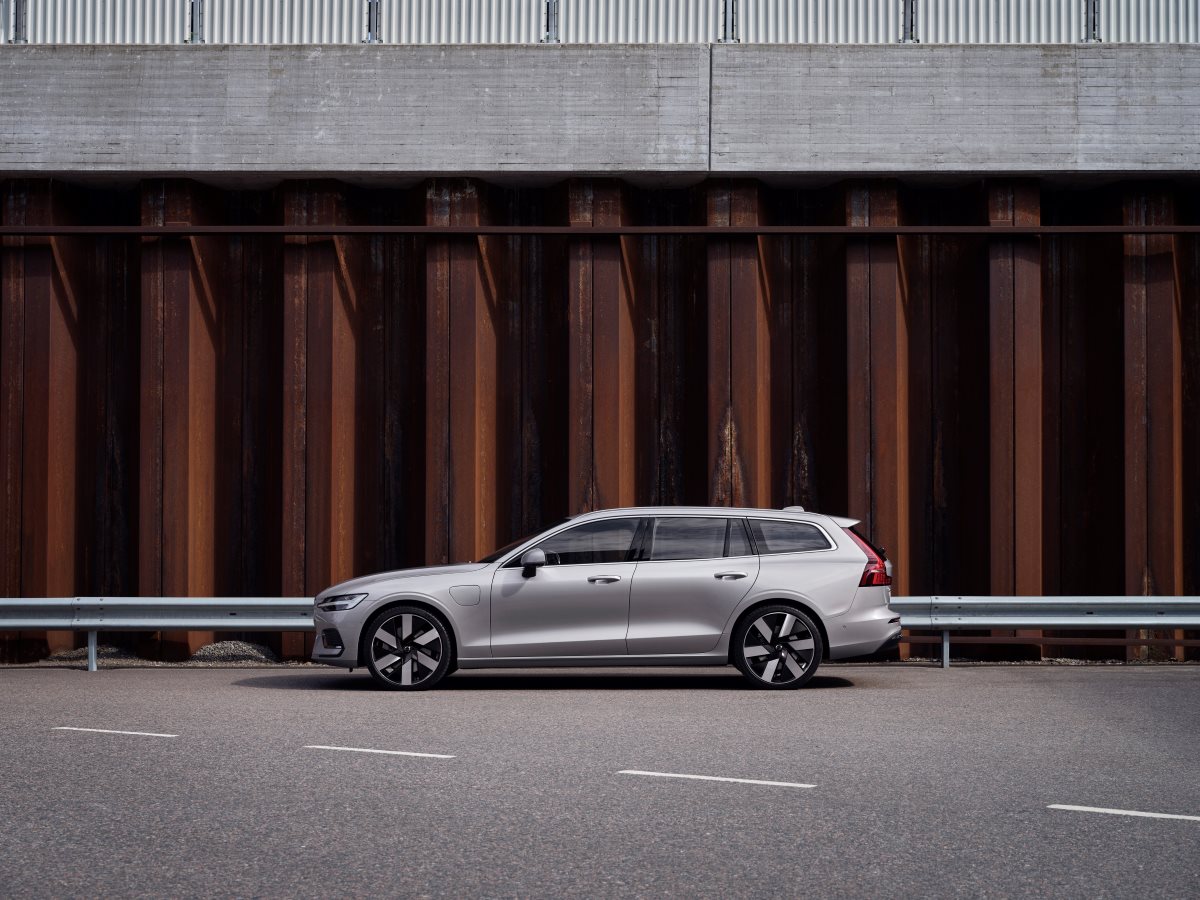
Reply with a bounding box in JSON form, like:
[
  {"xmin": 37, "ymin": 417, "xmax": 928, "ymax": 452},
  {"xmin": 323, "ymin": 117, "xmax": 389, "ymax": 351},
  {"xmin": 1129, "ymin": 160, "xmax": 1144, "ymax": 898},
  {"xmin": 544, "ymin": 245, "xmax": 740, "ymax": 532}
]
[
  {"xmin": 587, "ymin": 575, "xmax": 622, "ymax": 584},
  {"xmin": 715, "ymin": 571, "xmax": 747, "ymax": 580}
]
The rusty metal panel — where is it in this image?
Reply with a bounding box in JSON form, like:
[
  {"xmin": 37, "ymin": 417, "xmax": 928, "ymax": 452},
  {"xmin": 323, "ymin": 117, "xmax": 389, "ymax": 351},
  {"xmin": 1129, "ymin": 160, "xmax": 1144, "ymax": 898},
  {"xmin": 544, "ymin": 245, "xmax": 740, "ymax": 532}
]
[
  {"xmin": 845, "ymin": 183, "xmax": 910, "ymax": 594},
  {"xmin": 987, "ymin": 181, "xmax": 1044, "ymax": 596},
  {"xmin": 567, "ymin": 179, "xmax": 638, "ymax": 512},
  {"xmin": 1, "ymin": 185, "xmax": 27, "ymax": 603},
  {"xmin": 2, "ymin": 176, "xmax": 1199, "ymax": 664},
  {"xmin": 1123, "ymin": 189, "xmax": 1184, "ymax": 596}
]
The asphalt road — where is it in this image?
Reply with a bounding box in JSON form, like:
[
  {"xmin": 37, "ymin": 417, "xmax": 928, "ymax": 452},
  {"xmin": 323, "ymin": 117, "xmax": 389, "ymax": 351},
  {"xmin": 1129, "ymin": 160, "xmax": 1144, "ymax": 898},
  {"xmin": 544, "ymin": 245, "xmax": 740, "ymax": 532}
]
[{"xmin": 2, "ymin": 663, "xmax": 1198, "ymax": 898}]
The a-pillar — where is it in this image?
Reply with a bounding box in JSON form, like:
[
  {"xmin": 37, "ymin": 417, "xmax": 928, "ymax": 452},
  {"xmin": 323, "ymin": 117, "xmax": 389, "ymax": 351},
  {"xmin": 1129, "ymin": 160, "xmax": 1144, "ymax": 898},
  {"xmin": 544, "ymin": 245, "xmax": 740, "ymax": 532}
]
[
  {"xmin": 425, "ymin": 180, "xmax": 503, "ymax": 563},
  {"xmin": 706, "ymin": 181, "xmax": 772, "ymax": 507},
  {"xmin": 140, "ymin": 180, "xmax": 222, "ymax": 658},
  {"xmin": 566, "ymin": 180, "xmax": 637, "ymax": 513},
  {"xmin": 1123, "ymin": 189, "xmax": 1185, "ymax": 659},
  {"xmin": 281, "ymin": 182, "xmax": 368, "ymax": 658},
  {"xmin": 1, "ymin": 181, "xmax": 81, "ymax": 655},
  {"xmin": 987, "ymin": 182, "xmax": 1045, "ymax": 656},
  {"xmin": 845, "ymin": 183, "xmax": 911, "ymax": 595}
]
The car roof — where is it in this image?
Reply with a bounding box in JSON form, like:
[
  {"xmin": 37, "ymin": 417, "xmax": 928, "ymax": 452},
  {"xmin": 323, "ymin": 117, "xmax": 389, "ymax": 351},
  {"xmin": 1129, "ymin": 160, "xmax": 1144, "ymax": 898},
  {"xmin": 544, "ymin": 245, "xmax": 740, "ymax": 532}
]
[{"xmin": 569, "ymin": 506, "xmax": 860, "ymax": 529}]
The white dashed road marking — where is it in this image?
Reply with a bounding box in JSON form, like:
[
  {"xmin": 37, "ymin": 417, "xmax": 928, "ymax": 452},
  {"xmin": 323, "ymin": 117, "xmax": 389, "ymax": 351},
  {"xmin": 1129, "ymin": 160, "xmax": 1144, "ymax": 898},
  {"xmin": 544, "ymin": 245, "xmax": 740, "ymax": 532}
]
[
  {"xmin": 1048, "ymin": 804, "xmax": 1200, "ymax": 823},
  {"xmin": 54, "ymin": 727, "xmax": 177, "ymax": 738},
  {"xmin": 304, "ymin": 745, "xmax": 455, "ymax": 759},
  {"xmin": 618, "ymin": 769, "xmax": 815, "ymax": 789}
]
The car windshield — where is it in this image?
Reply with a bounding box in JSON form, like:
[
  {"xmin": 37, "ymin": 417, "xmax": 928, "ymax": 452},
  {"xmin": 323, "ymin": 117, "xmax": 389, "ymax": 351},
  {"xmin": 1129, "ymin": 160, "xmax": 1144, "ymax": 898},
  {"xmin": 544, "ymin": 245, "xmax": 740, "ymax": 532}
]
[{"xmin": 475, "ymin": 519, "xmax": 570, "ymax": 564}]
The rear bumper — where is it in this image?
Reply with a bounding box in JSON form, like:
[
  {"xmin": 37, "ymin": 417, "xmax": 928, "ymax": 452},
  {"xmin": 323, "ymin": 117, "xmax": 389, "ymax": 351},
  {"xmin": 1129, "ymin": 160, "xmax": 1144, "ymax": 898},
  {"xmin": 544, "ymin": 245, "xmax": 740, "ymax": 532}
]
[{"xmin": 828, "ymin": 600, "xmax": 902, "ymax": 660}]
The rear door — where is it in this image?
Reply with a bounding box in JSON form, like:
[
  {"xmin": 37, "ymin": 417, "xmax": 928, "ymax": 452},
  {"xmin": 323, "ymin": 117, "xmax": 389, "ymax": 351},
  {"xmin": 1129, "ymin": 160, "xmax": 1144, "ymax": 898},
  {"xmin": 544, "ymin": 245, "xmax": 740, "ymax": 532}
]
[{"xmin": 626, "ymin": 516, "xmax": 760, "ymax": 655}]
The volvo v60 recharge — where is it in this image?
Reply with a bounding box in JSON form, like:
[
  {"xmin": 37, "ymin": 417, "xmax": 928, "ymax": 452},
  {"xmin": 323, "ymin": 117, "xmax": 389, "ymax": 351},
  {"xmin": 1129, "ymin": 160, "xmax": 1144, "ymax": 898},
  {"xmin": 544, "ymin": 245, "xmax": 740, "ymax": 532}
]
[{"xmin": 312, "ymin": 507, "xmax": 900, "ymax": 690}]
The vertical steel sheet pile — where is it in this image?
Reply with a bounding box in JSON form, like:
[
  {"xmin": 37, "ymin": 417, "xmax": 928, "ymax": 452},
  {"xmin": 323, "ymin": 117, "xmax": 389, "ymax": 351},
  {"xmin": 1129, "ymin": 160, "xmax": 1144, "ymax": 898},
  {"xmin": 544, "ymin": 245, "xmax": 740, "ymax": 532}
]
[{"xmin": 0, "ymin": 178, "xmax": 1198, "ymax": 666}]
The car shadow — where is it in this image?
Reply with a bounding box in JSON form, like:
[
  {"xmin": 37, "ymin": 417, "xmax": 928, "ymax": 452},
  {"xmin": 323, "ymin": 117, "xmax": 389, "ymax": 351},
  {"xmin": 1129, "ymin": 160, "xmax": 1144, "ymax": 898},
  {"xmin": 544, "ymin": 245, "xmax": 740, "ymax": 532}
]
[{"xmin": 233, "ymin": 670, "xmax": 855, "ymax": 692}]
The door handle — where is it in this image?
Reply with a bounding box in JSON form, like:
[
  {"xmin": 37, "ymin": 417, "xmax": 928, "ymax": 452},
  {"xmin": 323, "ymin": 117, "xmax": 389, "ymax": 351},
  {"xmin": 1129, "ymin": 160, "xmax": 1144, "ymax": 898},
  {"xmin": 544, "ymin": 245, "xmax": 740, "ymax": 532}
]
[
  {"xmin": 714, "ymin": 571, "xmax": 747, "ymax": 580},
  {"xmin": 587, "ymin": 575, "xmax": 622, "ymax": 584}
]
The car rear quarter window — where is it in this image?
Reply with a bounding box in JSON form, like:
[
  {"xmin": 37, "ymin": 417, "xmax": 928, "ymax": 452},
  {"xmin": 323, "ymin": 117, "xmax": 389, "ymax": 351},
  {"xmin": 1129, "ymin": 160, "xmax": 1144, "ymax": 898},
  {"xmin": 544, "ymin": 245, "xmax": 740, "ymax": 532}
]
[{"xmin": 749, "ymin": 519, "xmax": 832, "ymax": 554}]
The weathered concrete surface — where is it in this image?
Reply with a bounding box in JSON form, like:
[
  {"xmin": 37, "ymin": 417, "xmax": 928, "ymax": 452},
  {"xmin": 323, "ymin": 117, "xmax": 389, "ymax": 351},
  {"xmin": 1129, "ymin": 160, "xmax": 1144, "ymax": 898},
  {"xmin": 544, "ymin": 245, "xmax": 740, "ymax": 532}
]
[
  {"xmin": 711, "ymin": 44, "xmax": 1200, "ymax": 175},
  {"xmin": 0, "ymin": 45, "xmax": 711, "ymax": 177},
  {"xmin": 1, "ymin": 44, "xmax": 1198, "ymax": 178}
]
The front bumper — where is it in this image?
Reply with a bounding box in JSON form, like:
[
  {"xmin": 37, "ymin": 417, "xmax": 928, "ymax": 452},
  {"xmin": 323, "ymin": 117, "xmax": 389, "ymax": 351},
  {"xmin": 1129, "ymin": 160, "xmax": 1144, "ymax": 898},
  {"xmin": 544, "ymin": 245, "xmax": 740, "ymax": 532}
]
[{"xmin": 311, "ymin": 608, "xmax": 362, "ymax": 667}]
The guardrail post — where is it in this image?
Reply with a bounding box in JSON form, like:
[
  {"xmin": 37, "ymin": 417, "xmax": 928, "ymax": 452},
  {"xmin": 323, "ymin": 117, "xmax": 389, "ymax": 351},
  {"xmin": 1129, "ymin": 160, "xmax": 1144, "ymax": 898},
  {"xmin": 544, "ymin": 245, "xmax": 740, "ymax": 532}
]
[
  {"xmin": 942, "ymin": 630, "xmax": 950, "ymax": 668},
  {"xmin": 87, "ymin": 631, "xmax": 97, "ymax": 672}
]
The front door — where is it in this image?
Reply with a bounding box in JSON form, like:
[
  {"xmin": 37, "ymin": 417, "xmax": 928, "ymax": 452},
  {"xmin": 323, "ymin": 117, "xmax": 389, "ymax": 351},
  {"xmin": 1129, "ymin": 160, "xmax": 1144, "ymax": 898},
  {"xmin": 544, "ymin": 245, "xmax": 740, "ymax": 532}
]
[{"xmin": 490, "ymin": 517, "xmax": 646, "ymax": 658}]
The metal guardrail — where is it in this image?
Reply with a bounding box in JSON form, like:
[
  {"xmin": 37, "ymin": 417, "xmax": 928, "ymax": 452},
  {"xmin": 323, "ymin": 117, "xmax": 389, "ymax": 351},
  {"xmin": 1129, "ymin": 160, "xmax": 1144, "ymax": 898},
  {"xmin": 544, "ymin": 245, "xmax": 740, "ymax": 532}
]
[
  {"xmin": 891, "ymin": 596, "xmax": 1200, "ymax": 668},
  {"xmin": 2, "ymin": 595, "xmax": 1198, "ymax": 672},
  {"xmin": 0, "ymin": 597, "xmax": 313, "ymax": 671}
]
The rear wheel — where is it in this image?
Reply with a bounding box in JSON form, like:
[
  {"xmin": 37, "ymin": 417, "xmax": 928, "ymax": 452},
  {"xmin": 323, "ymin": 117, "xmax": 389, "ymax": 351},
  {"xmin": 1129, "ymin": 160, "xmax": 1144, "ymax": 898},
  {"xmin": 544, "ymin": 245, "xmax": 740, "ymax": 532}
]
[
  {"xmin": 732, "ymin": 605, "xmax": 823, "ymax": 690},
  {"xmin": 363, "ymin": 606, "xmax": 453, "ymax": 690}
]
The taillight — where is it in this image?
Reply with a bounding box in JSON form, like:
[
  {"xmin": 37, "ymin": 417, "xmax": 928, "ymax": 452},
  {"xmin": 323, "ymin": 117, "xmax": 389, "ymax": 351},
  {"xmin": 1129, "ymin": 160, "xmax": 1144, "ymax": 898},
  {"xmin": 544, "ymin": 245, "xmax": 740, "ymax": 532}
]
[{"xmin": 843, "ymin": 527, "xmax": 892, "ymax": 587}]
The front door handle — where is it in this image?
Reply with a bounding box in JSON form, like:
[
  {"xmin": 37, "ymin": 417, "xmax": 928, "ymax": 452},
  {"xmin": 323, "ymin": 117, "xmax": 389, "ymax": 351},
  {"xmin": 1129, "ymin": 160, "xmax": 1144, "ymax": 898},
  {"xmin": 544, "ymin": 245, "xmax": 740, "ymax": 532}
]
[
  {"xmin": 587, "ymin": 575, "xmax": 622, "ymax": 584},
  {"xmin": 715, "ymin": 571, "xmax": 747, "ymax": 580}
]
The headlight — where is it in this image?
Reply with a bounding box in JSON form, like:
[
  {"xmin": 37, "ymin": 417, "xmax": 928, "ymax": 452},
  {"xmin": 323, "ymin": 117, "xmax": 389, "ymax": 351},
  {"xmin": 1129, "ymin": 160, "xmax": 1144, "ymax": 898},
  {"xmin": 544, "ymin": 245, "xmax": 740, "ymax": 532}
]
[{"xmin": 316, "ymin": 593, "xmax": 368, "ymax": 612}]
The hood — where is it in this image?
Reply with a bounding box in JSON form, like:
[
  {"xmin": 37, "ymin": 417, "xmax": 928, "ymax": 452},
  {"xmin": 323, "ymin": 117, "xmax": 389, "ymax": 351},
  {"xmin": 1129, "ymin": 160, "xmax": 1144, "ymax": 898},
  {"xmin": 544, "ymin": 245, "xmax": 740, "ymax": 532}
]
[{"xmin": 319, "ymin": 563, "xmax": 489, "ymax": 598}]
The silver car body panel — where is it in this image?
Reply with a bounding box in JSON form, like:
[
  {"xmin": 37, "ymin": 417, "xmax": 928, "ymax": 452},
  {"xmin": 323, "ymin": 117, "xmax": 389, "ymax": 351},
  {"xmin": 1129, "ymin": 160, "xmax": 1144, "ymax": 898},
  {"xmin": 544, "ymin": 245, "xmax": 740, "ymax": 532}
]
[
  {"xmin": 311, "ymin": 506, "xmax": 900, "ymax": 670},
  {"xmin": 491, "ymin": 560, "xmax": 636, "ymax": 657}
]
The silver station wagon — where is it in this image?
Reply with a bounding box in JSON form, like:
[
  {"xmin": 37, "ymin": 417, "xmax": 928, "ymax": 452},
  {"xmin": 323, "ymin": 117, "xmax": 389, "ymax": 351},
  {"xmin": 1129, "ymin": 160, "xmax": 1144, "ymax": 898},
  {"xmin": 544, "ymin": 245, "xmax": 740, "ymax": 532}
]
[{"xmin": 311, "ymin": 506, "xmax": 900, "ymax": 690}]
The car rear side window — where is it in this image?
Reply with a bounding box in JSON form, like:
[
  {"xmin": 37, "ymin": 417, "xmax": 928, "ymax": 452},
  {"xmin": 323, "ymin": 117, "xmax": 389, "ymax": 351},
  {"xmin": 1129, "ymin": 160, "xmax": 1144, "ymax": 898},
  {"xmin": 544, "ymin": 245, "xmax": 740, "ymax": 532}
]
[
  {"xmin": 749, "ymin": 519, "xmax": 832, "ymax": 554},
  {"xmin": 648, "ymin": 517, "xmax": 728, "ymax": 561},
  {"xmin": 536, "ymin": 518, "xmax": 643, "ymax": 566}
]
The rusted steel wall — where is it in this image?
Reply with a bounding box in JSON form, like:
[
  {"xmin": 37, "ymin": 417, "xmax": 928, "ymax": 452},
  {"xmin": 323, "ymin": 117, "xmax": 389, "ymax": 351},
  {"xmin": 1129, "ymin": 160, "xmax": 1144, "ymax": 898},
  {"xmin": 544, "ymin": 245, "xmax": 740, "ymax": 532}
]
[{"xmin": 0, "ymin": 177, "xmax": 1197, "ymax": 661}]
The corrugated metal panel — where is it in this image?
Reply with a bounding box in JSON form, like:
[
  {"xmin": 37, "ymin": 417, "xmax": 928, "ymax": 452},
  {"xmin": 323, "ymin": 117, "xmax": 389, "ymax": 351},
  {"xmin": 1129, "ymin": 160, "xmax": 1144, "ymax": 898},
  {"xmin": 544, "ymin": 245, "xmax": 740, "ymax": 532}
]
[
  {"xmin": 385, "ymin": 0, "xmax": 541, "ymax": 44},
  {"xmin": 918, "ymin": 1, "xmax": 1085, "ymax": 44},
  {"xmin": 2, "ymin": 0, "xmax": 10, "ymax": 43},
  {"xmin": 209, "ymin": 0, "xmax": 360, "ymax": 44},
  {"xmin": 24, "ymin": 0, "xmax": 187, "ymax": 43},
  {"xmin": 11, "ymin": 1, "xmax": 1200, "ymax": 45},
  {"xmin": 741, "ymin": 0, "xmax": 900, "ymax": 44},
  {"xmin": 561, "ymin": 0, "xmax": 720, "ymax": 43},
  {"xmin": 1101, "ymin": 0, "xmax": 1200, "ymax": 43}
]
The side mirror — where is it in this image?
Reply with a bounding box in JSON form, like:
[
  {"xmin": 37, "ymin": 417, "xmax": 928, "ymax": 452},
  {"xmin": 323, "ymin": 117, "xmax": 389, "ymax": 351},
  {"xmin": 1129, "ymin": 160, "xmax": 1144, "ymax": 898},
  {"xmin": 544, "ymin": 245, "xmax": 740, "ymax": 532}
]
[{"xmin": 520, "ymin": 548, "xmax": 547, "ymax": 578}]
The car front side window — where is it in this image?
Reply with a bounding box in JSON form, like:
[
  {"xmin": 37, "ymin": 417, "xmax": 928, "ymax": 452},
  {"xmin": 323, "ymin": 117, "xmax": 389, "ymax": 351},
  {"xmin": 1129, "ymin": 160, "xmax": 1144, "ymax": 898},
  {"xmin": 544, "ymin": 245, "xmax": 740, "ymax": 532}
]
[{"xmin": 530, "ymin": 518, "xmax": 644, "ymax": 566}]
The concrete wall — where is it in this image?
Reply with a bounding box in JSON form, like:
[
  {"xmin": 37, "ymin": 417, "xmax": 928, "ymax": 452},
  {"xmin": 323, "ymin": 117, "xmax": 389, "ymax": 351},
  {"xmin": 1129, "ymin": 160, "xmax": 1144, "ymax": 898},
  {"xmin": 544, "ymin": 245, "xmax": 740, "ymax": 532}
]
[{"xmin": 1, "ymin": 44, "xmax": 1198, "ymax": 178}]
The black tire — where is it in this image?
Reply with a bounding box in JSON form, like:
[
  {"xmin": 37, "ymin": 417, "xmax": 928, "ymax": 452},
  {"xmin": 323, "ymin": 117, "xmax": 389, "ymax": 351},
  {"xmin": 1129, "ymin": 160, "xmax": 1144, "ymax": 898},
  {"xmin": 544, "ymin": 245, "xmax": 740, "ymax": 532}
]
[
  {"xmin": 731, "ymin": 604, "xmax": 824, "ymax": 690},
  {"xmin": 362, "ymin": 605, "xmax": 454, "ymax": 691}
]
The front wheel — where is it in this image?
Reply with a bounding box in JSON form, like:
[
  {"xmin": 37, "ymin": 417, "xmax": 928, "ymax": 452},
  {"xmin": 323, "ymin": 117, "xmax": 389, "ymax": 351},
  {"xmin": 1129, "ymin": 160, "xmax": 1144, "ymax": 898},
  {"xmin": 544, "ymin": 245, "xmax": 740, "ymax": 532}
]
[
  {"xmin": 732, "ymin": 605, "xmax": 823, "ymax": 690},
  {"xmin": 363, "ymin": 606, "xmax": 453, "ymax": 690}
]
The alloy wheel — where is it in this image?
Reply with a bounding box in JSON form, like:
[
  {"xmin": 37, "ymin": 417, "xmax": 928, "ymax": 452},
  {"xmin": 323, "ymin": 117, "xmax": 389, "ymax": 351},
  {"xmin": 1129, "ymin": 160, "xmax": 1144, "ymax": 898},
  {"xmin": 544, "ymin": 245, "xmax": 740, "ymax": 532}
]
[
  {"xmin": 741, "ymin": 611, "xmax": 816, "ymax": 686},
  {"xmin": 370, "ymin": 612, "xmax": 444, "ymax": 688}
]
